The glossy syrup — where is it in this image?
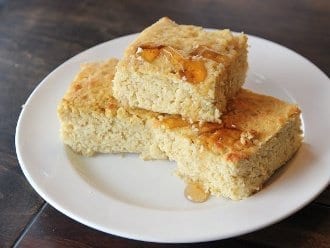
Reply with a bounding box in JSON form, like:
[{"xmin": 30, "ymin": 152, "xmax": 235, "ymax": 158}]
[
  {"xmin": 139, "ymin": 45, "xmax": 207, "ymax": 84},
  {"xmin": 184, "ymin": 182, "xmax": 210, "ymax": 203}
]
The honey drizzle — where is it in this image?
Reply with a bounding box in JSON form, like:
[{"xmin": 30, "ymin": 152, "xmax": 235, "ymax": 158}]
[
  {"xmin": 138, "ymin": 45, "xmax": 207, "ymax": 84},
  {"xmin": 139, "ymin": 45, "xmax": 164, "ymax": 62},
  {"xmin": 190, "ymin": 45, "xmax": 228, "ymax": 65},
  {"xmin": 184, "ymin": 182, "xmax": 210, "ymax": 203}
]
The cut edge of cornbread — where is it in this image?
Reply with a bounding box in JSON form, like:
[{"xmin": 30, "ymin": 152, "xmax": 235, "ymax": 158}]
[
  {"xmin": 113, "ymin": 17, "xmax": 248, "ymax": 122},
  {"xmin": 58, "ymin": 60, "xmax": 303, "ymax": 200},
  {"xmin": 153, "ymin": 113, "xmax": 302, "ymax": 199},
  {"xmin": 57, "ymin": 59, "xmax": 166, "ymax": 160},
  {"xmin": 152, "ymin": 88, "xmax": 302, "ymax": 199}
]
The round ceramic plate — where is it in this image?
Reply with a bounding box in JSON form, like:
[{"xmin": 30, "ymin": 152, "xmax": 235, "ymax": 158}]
[{"xmin": 16, "ymin": 33, "xmax": 330, "ymax": 243}]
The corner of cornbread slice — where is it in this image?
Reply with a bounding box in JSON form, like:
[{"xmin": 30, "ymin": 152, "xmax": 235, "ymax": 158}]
[
  {"xmin": 58, "ymin": 60, "xmax": 302, "ymax": 200},
  {"xmin": 113, "ymin": 17, "xmax": 248, "ymax": 122},
  {"xmin": 57, "ymin": 59, "xmax": 166, "ymax": 159},
  {"xmin": 153, "ymin": 89, "xmax": 303, "ymax": 199}
]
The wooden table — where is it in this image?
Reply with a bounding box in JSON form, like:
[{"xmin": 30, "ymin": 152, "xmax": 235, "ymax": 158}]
[{"xmin": 1, "ymin": 0, "xmax": 329, "ymax": 247}]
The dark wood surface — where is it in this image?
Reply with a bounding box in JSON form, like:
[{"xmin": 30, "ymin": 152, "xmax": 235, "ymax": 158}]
[{"xmin": 0, "ymin": 0, "xmax": 329, "ymax": 247}]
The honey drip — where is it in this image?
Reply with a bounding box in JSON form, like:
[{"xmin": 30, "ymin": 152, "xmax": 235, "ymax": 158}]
[
  {"xmin": 140, "ymin": 47, "xmax": 162, "ymax": 62},
  {"xmin": 191, "ymin": 45, "xmax": 228, "ymax": 65},
  {"xmin": 138, "ymin": 45, "xmax": 207, "ymax": 84},
  {"xmin": 160, "ymin": 115, "xmax": 189, "ymax": 129},
  {"xmin": 184, "ymin": 182, "xmax": 210, "ymax": 203}
]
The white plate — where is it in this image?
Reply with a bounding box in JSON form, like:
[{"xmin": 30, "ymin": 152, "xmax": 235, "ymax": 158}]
[{"xmin": 16, "ymin": 33, "xmax": 330, "ymax": 243}]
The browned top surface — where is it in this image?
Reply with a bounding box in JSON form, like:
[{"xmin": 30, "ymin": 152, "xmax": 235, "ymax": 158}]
[
  {"xmin": 157, "ymin": 89, "xmax": 301, "ymax": 161},
  {"xmin": 58, "ymin": 59, "xmax": 119, "ymax": 113},
  {"xmin": 127, "ymin": 17, "xmax": 247, "ymax": 58},
  {"xmin": 122, "ymin": 17, "xmax": 247, "ymax": 85},
  {"xmin": 58, "ymin": 59, "xmax": 159, "ymax": 119}
]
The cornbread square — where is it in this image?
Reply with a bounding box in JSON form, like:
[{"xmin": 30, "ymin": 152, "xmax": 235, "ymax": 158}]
[
  {"xmin": 113, "ymin": 17, "xmax": 248, "ymax": 122},
  {"xmin": 58, "ymin": 60, "xmax": 302, "ymax": 200},
  {"xmin": 57, "ymin": 59, "xmax": 166, "ymax": 159},
  {"xmin": 154, "ymin": 89, "xmax": 302, "ymax": 199}
]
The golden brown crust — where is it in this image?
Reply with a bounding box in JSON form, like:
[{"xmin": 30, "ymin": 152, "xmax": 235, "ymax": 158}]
[
  {"xmin": 59, "ymin": 59, "xmax": 119, "ymax": 114},
  {"xmin": 127, "ymin": 17, "xmax": 247, "ymax": 59},
  {"xmin": 57, "ymin": 59, "xmax": 158, "ymax": 119},
  {"xmin": 155, "ymin": 89, "xmax": 301, "ymax": 162}
]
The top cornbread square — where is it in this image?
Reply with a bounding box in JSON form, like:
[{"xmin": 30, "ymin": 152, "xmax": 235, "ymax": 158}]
[{"xmin": 113, "ymin": 17, "xmax": 248, "ymax": 122}]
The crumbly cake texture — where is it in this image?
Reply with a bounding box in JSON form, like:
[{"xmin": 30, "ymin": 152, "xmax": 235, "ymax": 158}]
[
  {"xmin": 58, "ymin": 60, "xmax": 302, "ymax": 200},
  {"xmin": 57, "ymin": 59, "xmax": 166, "ymax": 159},
  {"xmin": 154, "ymin": 90, "xmax": 302, "ymax": 199},
  {"xmin": 113, "ymin": 17, "xmax": 248, "ymax": 122}
]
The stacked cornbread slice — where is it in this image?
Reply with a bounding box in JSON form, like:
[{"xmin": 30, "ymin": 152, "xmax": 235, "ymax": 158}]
[
  {"xmin": 58, "ymin": 18, "xmax": 302, "ymax": 200},
  {"xmin": 113, "ymin": 17, "xmax": 248, "ymax": 122},
  {"xmin": 57, "ymin": 60, "xmax": 166, "ymax": 160}
]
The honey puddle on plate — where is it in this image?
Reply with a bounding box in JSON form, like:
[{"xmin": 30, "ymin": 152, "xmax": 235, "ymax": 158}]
[{"xmin": 184, "ymin": 182, "xmax": 210, "ymax": 203}]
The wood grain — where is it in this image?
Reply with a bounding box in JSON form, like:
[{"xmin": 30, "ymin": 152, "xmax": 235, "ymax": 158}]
[
  {"xmin": 14, "ymin": 204, "xmax": 266, "ymax": 247},
  {"xmin": 16, "ymin": 203, "xmax": 330, "ymax": 247},
  {"xmin": 0, "ymin": 0, "xmax": 329, "ymax": 247},
  {"xmin": 241, "ymin": 204, "xmax": 330, "ymax": 247}
]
